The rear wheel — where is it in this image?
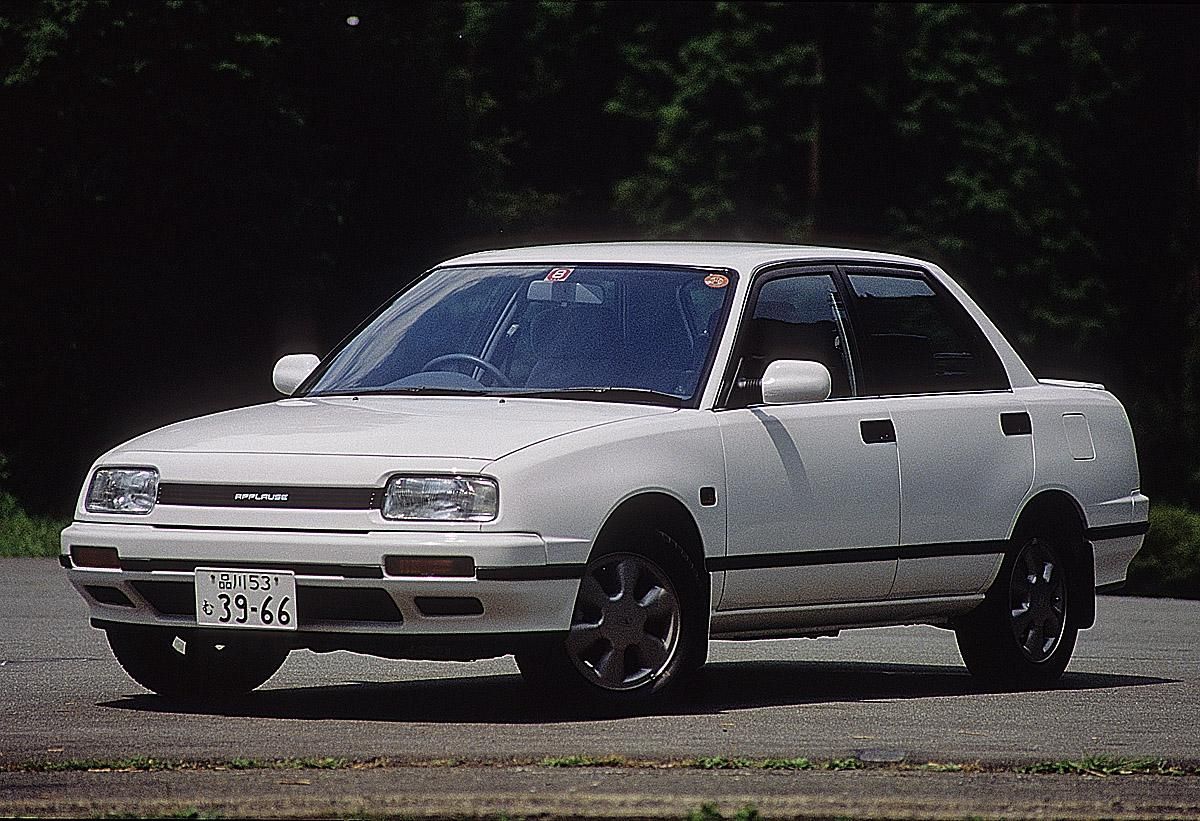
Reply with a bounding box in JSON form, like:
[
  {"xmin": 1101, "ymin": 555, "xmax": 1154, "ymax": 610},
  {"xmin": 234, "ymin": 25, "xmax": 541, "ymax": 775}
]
[
  {"xmin": 516, "ymin": 531, "xmax": 703, "ymax": 703},
  {"xmin": 955, "ymin": 528, "xmax": 1078, "ymax": 688},
  {"xmin": 106, "ymin": 626, "xmax": 289, "ymax": 700}
]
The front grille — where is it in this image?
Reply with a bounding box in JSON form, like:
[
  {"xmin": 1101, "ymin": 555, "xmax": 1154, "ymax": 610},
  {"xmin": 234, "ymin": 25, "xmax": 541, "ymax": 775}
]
[
  {"xmin": 130, "ymin": 580, "xmax": 403, "ymax": 625},
  {"xmin": 157, "ymin": 483, "xmax": 379, "ymax": 510}
]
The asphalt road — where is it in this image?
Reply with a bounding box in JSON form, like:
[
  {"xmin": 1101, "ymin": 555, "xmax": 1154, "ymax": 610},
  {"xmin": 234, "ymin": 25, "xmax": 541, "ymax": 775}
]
[
  {"xmin": 3, "ymin": 557, "xmax": 1198, "ymax": 764},
  {"xmin": 2, "ymin": 556, "xmax": 1199, "ymax": 817},
  {"xmin": 5, "ymin": 767, "xmax": 1200, "ymax": 820}
]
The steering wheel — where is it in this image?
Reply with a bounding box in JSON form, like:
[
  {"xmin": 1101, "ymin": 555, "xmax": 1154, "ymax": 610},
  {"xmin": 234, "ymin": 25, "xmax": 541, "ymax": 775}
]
[{"xmin": 420, "ymin": 353, "xmax": 513, "ymax": 387}]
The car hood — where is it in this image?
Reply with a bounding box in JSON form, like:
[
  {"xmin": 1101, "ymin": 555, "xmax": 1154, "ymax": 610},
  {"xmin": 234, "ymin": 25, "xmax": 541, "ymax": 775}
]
[{"xmin": 116, "ymin": 395, "xmax": 676, "ymax": 461}]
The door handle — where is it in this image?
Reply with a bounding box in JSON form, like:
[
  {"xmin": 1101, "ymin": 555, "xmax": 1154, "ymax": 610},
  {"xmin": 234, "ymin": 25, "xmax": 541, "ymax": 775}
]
[{"xmin": 860, "ymin": 419, "xmax": 896, "ymax": 444}]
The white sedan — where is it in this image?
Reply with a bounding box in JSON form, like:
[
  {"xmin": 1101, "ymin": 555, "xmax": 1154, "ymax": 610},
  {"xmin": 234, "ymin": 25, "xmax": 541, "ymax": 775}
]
[{"xmin": 62, "ymin": 243, "xmax": 1148, "ymax": 703}]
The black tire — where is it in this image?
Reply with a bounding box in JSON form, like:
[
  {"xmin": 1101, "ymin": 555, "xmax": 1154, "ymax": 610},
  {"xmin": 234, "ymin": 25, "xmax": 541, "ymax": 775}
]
[
  {"xmin": 515, "ymin": 529, "xmax": 705, "ymax": 705},
  {"xmin": 955, "ymin": 525, "xmax": 1079, "ymax": 689},
  {"xmin": 106, "ymin": 625, "xmax": 289, "ymax": 700}
]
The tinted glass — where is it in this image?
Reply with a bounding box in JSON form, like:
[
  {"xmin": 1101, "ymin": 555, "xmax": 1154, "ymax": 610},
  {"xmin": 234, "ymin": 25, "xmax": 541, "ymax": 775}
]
[
  {"xmin": 847, "ymin": 272, "xmax": 1008, "ymax": 395},
  {"xmin": 729, "ymin": 273, "xmax": 853, "ymax": 406},
  {"xmin": 305, "ymin": 265, "xmax": 737, "ymax": 404}
]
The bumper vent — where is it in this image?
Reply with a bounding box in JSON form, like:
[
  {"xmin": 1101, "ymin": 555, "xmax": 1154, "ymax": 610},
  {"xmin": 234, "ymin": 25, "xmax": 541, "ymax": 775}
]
[
  {"xmin": 299, "ymin": 587, "xmax": 404, "ymax": 624},
  {"xmin": 415, "ymin": 596, "xmax": 485, "ymax": 617},
  {"xmin": 84, "ymin": 585, "xmax": 135, "ymax": 608},
  {"xmin": 131, "ymin": 581, "xmax": 194, "ymax": 615}
]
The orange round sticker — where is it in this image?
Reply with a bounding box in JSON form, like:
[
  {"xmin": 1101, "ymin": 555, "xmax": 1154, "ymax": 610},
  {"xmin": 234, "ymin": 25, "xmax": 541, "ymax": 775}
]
[{"xmin": 703, "ymin": 274, "xmax": 730, "ymax": 289}]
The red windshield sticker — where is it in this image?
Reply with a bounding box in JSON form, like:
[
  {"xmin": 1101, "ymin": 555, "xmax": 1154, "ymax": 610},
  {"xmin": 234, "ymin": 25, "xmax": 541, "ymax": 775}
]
[
  {"xmin": 546, "ymin": 267, "xmax": 574, "ymax": 282},
  {"xmin": 704, "ymin": 273, "xmax": 730, "ymax": 289}
]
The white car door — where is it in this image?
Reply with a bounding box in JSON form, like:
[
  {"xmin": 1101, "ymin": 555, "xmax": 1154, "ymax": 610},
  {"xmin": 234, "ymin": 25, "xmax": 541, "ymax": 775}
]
[
  {"xmin": 840, "ymin": 268, "xmax": 1033, "ymax": 598},
  {"xmin": 714, "ymin": 268, "xmax": 900, "ymax": 609}
]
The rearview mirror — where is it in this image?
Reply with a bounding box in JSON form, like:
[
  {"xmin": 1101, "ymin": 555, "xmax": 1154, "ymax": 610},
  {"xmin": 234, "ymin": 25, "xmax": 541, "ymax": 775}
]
[
  {"xmin": 527, "ymin": 280, "xmax": 604, "ymax": 304},
  {"xmin": 761, "ymin": 360, "xmax": 831, "ymax": 405},
  {"xmin": 273, "ymin": 353, "xmax": 320, "ymax": 396}
]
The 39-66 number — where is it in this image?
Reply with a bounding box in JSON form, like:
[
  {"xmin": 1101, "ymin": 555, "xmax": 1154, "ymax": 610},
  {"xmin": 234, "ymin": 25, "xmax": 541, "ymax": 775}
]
[{"xmin": 214, "ymin": 593, "xmax": 292, "ymax": 625}]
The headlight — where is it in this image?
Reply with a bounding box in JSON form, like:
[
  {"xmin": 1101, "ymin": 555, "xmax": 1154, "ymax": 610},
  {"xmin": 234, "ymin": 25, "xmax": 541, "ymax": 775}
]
[
  {"xmin": 86, "ymin": 467, "xmax": 159, "ymax": 514},
  {"xmin": 381, "ymin": 475, "xmax": 498, "ymax": 522}
]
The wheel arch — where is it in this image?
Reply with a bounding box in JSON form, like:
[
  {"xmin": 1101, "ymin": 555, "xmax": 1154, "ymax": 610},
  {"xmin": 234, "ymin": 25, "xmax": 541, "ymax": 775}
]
[
  {"xmin": 590, "ymin": 491, "xmax": 711, "ymax": 656},
  {"xmin": 1012, "ymin": 489, "xmax": 1095, "ymax": 629}
]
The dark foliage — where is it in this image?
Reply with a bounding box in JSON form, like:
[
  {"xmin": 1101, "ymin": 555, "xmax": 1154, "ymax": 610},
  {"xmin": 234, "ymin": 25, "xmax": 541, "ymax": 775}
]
[{"xmin": 0, "ymin": 1, "xmax": 1197, "ymax": 515}]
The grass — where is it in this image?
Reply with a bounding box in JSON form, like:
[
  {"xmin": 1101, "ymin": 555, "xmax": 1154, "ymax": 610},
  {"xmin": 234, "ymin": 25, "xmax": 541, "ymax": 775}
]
[
  {"xmin": 1018, "ymin": 755, "xmax": 1188, "ymax": 776},
  {"xmin": 688, "ymin": 756, "xmax": 827, "ymax": 771},
  {"xmin": 755, "ymin": 757, "xmax": 815, "ymax": 770},
  {"xmin": 0, "ymin": 492, "xmax": 66, "ymax": 557},
  {"xmin": 540, "ymin": 755, "xmax": 857, "ymax": 771},
  {"xmin": 7, "ymin": 753, "xmax": 1199, "ymax": 776},
  {"xmin": 24, "ymin": 756, "xmax": 352, "ymax": 773},
  {"xmin": 918, "ymin": 761, "xmax": 982, "ymax": 773},
  {"xmin": 690, "ymin": 756, "xmax": 756, "ymax": 770},
  {"xmin": 1124, "ymin": 503, "xmax": 1200, "ymax": 599},
  {"xmin": 689, "ymin": 804, "xmax": 761, "ymax": 821},
  {"xmin": 37, "ymin": 756, "xmax": 178, "ymax": 772},
  {"xmin": 91, "ymin": 810, "xmax": 222, "ymax": 820},
  {"xmin": 539, "ymin": 754, "xmax": 629, "ymax": 768},
  {"xmin": 226, "ymin": 756, "xmax": 348, "ymax": 770}
]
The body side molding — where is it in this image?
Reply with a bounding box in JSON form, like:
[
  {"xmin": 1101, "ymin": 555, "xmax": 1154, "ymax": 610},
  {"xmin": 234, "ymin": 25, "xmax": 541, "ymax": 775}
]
[{"xmin": 707, "ymin": 540, "xmax": 1006, "ymax": 572}]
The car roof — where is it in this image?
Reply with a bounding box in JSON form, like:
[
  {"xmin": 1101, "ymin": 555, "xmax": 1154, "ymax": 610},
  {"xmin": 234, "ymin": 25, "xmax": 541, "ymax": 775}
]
[{"xmin": 440, "ymin": 242, "xmax": 934, "ymax": 273}]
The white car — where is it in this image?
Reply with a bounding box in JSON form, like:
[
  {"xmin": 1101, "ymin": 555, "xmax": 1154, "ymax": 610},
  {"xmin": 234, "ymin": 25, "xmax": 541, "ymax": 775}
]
[{"xmin": 62, "ymin": 243, "xmax": 1148, "ymax": 703}]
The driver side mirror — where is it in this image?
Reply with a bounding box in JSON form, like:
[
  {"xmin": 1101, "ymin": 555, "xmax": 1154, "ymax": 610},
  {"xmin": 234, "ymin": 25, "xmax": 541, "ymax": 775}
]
[
  {"xmin": 273, "ymin": 354, "xmax": 320, "ymax": 396},
  {"xmin": 761, "ymin": 360, "xmax": 831, "ymax": 405}
]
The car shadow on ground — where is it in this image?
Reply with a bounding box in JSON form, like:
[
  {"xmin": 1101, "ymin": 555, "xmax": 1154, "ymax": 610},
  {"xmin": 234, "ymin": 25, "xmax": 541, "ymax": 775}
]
[{"xmin": 101, "ymin": 659, "xmax": 1176, "ymax": 724}]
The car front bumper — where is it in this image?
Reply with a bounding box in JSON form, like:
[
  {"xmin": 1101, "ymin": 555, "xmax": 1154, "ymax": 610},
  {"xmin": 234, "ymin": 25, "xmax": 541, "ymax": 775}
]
[{"xmin": 61, "ymin": 522, "xmax": 582, "ymax": 652}]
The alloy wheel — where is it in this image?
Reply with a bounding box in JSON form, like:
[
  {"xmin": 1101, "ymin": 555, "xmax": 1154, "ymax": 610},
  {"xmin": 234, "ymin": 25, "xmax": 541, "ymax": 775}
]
[
  {"xmin": 1008, "ymin": 538, "xmax": 1068, "ymax": 663},
  {"xmin": 566, "ymin": 552, "xmax": 682, "ymax": 691}
]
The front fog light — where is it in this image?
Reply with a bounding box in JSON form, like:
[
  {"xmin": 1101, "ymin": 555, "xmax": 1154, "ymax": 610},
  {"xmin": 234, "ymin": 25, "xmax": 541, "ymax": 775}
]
[
  {"xmin": 382, "ymin": 475, "xmax": 498, "ymax": 522},
  {"xmin": 86, "ymin": 467, "xmax": 159, "ymax": 514}
]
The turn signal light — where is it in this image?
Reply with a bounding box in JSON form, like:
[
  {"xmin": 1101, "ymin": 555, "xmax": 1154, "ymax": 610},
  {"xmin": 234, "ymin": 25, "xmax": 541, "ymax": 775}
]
[
  {"xmin": 71, "ymin": 546, "xmax": 121, "ymax": 569},
  {"xmin": 383, "ymin": 556, "xmax": 475, "ymax": 578}
]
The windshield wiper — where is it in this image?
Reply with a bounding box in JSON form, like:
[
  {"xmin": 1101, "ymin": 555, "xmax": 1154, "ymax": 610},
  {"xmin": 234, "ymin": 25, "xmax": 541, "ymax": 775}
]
[
  {"xmin": 307, "ymin": 386, "xmax": 685, "ymax": 406},
  {"xmin": 306, "ymin": 387, "xmax": 491, "ymax": 398},
  {"xmin": 500, "ymin": 387, "xmax": 684, "ymax": 407}
]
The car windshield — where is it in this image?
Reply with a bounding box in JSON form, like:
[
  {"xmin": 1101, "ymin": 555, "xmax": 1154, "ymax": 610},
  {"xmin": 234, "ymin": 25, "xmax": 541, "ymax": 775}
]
[{"xmin": 303, "ymin": 264, "xmax": 736, "ymax": 406}]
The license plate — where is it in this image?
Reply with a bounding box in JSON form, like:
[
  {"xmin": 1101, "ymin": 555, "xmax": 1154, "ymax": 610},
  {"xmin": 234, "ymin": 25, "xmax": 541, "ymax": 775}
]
[{"xmin": 195, "ymin": 568, "xmax": 297, "ymax": 631}]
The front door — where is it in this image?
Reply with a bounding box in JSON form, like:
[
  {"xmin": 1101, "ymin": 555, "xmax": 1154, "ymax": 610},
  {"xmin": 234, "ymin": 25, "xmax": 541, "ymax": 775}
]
[{"xmin": 715, "ymin": 269, "xmax": 900, "ymax": 609}]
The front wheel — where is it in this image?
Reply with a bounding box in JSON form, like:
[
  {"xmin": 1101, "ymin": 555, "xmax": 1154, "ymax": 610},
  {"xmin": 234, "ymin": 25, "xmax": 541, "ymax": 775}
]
[
  {"xmin": 106, "ymin": 626, "xmax": 289, "ymax": 700},
  {"xmin": 955, "ymin": 531, "xmax": 1079, "ymax": 688},
  {"xmin": 516, "ymin": 533, "xmax": 703, "ymax": 704}
]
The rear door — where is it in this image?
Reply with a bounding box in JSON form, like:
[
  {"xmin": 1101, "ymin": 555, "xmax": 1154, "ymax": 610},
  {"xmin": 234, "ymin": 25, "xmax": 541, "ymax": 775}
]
[{"xmin": 841, "ymin": 267, "xmax": 1032, "ymax": 597}]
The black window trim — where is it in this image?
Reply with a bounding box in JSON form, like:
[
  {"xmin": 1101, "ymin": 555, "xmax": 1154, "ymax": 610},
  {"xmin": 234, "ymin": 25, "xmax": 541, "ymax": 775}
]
[{"xmin": 714, "ymin": 259, "xmax": 1013, "ymax": 410}]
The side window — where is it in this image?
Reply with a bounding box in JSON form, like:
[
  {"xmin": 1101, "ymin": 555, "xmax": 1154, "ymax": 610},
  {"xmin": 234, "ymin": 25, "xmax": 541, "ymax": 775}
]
[
  {"xmin": 846, "ymin": 272, "xmax": 1009, "ymax": 395},
  {"xmin": 729, "ymin": 273, "xmax": 854, "ymax": 406}
]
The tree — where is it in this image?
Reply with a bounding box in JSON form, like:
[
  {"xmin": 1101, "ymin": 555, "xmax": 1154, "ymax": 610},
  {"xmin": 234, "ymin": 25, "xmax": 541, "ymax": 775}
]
[
  {"xmin": 867, "ymin": 4, "xmax": 1137, "ymax": 363},
  {"xmin": 606, "ymin": 2, "xmax": 834, "ymax": 240}
]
